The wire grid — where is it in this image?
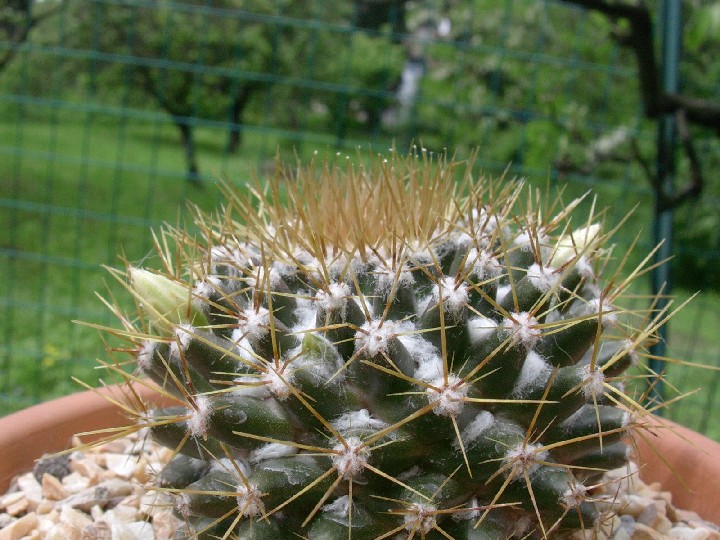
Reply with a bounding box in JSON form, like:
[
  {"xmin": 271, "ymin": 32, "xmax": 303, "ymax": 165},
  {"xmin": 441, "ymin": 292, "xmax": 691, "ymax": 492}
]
[{"xmin": 1, "ymin": 0, "xmax": 718, "ymax": 437}]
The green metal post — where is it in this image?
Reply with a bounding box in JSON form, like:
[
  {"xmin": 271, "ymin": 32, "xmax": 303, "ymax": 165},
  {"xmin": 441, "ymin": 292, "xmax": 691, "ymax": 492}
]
[{"xmin": 649, "ymin": 0, "xmax": 682, "ymax": 408}]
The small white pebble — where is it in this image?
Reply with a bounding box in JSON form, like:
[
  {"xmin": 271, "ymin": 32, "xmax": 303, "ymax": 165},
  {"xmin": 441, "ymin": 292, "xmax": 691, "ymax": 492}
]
[
  {"xmin": 0, "ymin": 512, "xmax": 38, "ymax": 540},
  {"xmin": 59, "ymin": 504, "xmax": 92, "ymax": 529}
]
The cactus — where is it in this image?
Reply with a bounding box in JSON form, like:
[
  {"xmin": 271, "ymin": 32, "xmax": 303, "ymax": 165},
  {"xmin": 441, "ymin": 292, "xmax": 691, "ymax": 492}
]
[{"xmin": 98, "ymin": 152, "xmax": 662, "ymax": 539}]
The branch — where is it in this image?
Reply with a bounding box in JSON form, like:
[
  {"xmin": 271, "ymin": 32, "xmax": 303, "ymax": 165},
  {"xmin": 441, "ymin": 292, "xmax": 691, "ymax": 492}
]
[
  {"xmin": 0, "ymin": 0, "xmax": 66, "ymax": 73},
  {"xmin": 559, "ymin": 0, "xmax": 709, "ymax": 207},
  {"xmin": 662, "ymin": 93, "xmax": 720, "ymax": 134},
  {"xmin": 560, "ymin": 0, "xmax": 661, "ymax": 115},
  {"xmin": 560, "ymin": 0, "xmax": 720, "ymax": 132}
]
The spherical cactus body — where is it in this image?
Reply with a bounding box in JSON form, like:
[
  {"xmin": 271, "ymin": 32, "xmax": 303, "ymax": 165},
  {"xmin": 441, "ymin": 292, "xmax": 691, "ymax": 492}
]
[{"xmin": 104, "ymin": 153, "xmax": 660, "ymax": 539}]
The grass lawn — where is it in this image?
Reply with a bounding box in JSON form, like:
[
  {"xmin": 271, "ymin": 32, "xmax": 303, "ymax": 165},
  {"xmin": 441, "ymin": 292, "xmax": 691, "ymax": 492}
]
[
  {"xmin": 659, "ymin": 288, "xmax": 720, "ymax": 439},
  {"xmin": 0, "ymin": 111, "xmax": 259, "ymax": 411},
  {"xmin": 1, "ymin": 110, "xmax": 718, "ymax": 443}
]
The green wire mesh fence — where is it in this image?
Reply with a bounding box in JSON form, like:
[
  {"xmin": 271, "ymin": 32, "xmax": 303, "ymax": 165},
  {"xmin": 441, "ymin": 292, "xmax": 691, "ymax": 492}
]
[{"xmin": 1, "ymin": 0, "xmax": 719, "ymax": 437}]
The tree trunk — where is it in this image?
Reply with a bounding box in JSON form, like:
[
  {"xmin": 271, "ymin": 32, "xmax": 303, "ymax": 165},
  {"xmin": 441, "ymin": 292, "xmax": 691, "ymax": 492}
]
[
  {"xmin": 226, "ymin": 84, "xmax": 258, "ymax": 155},
  {"xmin": 175, "ymin": 118, "xmax": 200, "ymax": 185}
]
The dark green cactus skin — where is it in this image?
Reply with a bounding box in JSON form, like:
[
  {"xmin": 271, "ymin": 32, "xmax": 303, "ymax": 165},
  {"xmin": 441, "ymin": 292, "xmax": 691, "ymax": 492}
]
[{"xmin": 120, "ymin": 156, "xmax": 650, "ymax": 539}]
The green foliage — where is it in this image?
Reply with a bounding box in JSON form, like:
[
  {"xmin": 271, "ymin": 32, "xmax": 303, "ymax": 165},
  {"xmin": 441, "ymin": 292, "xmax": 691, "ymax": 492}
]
[
  {"xmin": 67, "ymin": 0, "xmax": 275, "ymax": 118},
  {"xmin": 99, "ymin": 154, "xmax": 664, "ymax": 539},
  {"xmin": 685, "ymin": 1, "xmax": 720, "ymax": 52},
  {"xmin": 325, "ymin": 30, "xmax": 405, "ymax": 136}
]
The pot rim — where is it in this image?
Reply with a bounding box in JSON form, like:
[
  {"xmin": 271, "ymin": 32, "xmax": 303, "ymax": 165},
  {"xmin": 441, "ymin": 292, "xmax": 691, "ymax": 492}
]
[{"xmin": 0, "ymin": 383, "xmax": 162, "ymax": 493}]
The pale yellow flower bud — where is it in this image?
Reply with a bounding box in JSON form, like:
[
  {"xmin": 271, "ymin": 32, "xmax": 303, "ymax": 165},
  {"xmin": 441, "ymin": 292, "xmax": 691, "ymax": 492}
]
[
  {"xmin": 549, "ymin": 223, "xmax": 601, "ymax": 267},
  {"xmin": 128, "ymin": 267, "xmax": 208, "ymax": 333}
]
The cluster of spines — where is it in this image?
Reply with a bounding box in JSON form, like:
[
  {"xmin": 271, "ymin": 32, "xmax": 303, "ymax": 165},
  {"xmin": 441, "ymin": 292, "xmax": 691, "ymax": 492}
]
[{"xmin": 102, "ymin": 153, "xmax": 658, "ymax": 540}]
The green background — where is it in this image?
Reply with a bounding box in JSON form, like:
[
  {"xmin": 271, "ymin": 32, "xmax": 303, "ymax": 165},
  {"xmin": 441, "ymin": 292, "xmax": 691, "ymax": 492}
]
[{"xmin": 2, "ymin": 0, "xmax": 719, "ymax": 438}]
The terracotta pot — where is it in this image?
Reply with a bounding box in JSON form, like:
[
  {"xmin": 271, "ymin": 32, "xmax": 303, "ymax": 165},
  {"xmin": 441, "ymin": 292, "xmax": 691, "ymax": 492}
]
[
  {"xmin": 1, "ymin": 388, "xmax": 719, "ymax": 525},
  {"xmin": 0, "ymin": 384, "xmax": 164, "ymax": 493},
  {"xmin": 634, "ymin": 414, "xmax": 720, "ymax": 524}
]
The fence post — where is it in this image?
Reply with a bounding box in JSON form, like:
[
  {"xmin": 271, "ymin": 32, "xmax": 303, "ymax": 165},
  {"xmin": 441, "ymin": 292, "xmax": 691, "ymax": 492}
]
[{"xmin": 649, "ymin": 0, "xmax": 682, "ymax": 408}]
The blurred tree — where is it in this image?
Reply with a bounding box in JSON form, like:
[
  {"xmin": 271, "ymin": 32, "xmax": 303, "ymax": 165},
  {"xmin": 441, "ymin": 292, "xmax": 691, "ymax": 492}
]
[
  {"xmin": 67, "ymin": 0, "xmax": 404, "ymax": 178},
  {"xmin": 75, "ymin": 0, "xmax": 280, "ymax": 182},
  {"xmin": 669, "ymin": 0, "xmax": 720, "ymax": 289},
  {"xmin": 0, "ymin": 0, "xmax": 65, "ymax": 74},
  {"xmin": 323, "ymin": 30, "xmax": 404, "ymax": 142},
  {"xmin": 70, "ymin": 0, "xmax": 308, "ymax": 183},
  {"xmin": 412, "ymin": 0, "xmax": 629, "ymax": 162},
  {"xmin": 354, "ymin": 0, "xmax": 408, "ymax": 36}
]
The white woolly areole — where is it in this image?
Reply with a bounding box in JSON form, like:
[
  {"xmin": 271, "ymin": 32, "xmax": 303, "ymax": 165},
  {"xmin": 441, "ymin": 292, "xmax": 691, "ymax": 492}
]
[
  {"xmin": 515, "ymin": 229, "xmax": 552, "ymax": 263},
  {"xmin": 468, "ymin": 315, "xmax": 498, "ymax": 344},
  {"xmin": 192, "ymin": 275, "xmax": 222, "ymax": 301},
  {"xmin": 374, "ymin": 264, "xmax": 415, "ymax": 294},
  {"xmin": 263, "ymin": 364, "xmax": 294, "ymax": 400},
  {"xmin": 427, "ymin": 374, "xmax": 468, "ymax": 417},
  {"xmin": 272, "ymin": 248, "xmax": 311, "ymax": 279},
  {"xmin": 432, "ymin": 276, "xmax": 468, "ymax": 316},
  {"xmin": 404, "ymin": 503, "xmax": 437, "ymax": 534},
  {"xmin": 454, "ymin": 231, "xmax": 474, "ymax": 250},
  {"xmin": 413, "ymin": 354, "xmax": 444, "ymax": 382},
  {"xmin": 468, "ymin": 207, "xmax": 506, "ymax": 242},
  {"xmin": 169, "ymin": 324, "xmax": 195, "ymax": 359},
  {"xmin": 467, "ymin": 248, "xmax": 503, "ymax": 280},
  {"xmin": 136, "ymin": 341, "xmax": 157, "ymax": 374},
  {"xmin": 504, "ymin": 312, "xmax": 542, "ymax": 349},
  {"xmin": 248, "ymin": 265, "xmax": 282, "ymax": 290},
  {"xmin": 504, "ymin": 443, "xmax": 548, "ymax": 480},
  {"xmin": 512, "ymin": 351, "xmax": 552, "ymax": 397},
  {"xmin": 250, "ymin": 442, "xmax": 298, "ymax": 463},
  {"xmin": 513, "ymin": 230, "xmax": 535, "ymax": 247},
  {"xmin": 582, "ymin": 366, "xmax": 606, "ymax": 399},
  {"xmin": 332, "ymin": 409, "xmax": 388, "ymax": 434},
  {"xmin": 526, "ymin": 263, "xmax": 559, "ymax": 292},
  {"xmin": 589, "ymin": 297, "xmax": 618, "ymax": 327},
  {"xmin": 412, "ymin": 248, "xmax": 435, "ymax": 269},
  {"xmin": 323, "ymin": 495, "xmax": 351, "ymax": 520},
  {"xmin": 327, "ymin": 254, "xmax": 363, "ymax": 282},
  {"xmin": 188, "ymin": 395, "xmax": 212, "ymax": 438},
  {"xmin": 316, "ymin": 282, "xmax": 351, "ymax": 317},
  {"xmin": 622, "ymin": 338, "xmax": 640, "ymax": 366},
  {"xmin": 209, "ymin": 245, "xmax": 238, "ymax": 271},
  {"xmin": 232, "ymin": 306, "xmax": 270, "ymax": 343},
  {"xmin": 459, "ymin": 411, "xmax": 495, "ymax": 447},
  {"xmin": 576, "ymin": 256, "xmax": 595, "ymax": 279},
  {"xmin": 561, "ymin": 483, "xmax": 588, "ymax": 508},
  {"xmin": 332, "ymin": 436, "xmax": 370, "ymax": 480},
  {"xmin": 232, "ymin": 373, "xmax": 270, "ymax": 398},
  {"xmin": 356, "ymin": 319, "xmax": 395, "ymax": 357},
  {"xmin": 236, "ymin": 483, "xmax": 265, "ymax": 517}
]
